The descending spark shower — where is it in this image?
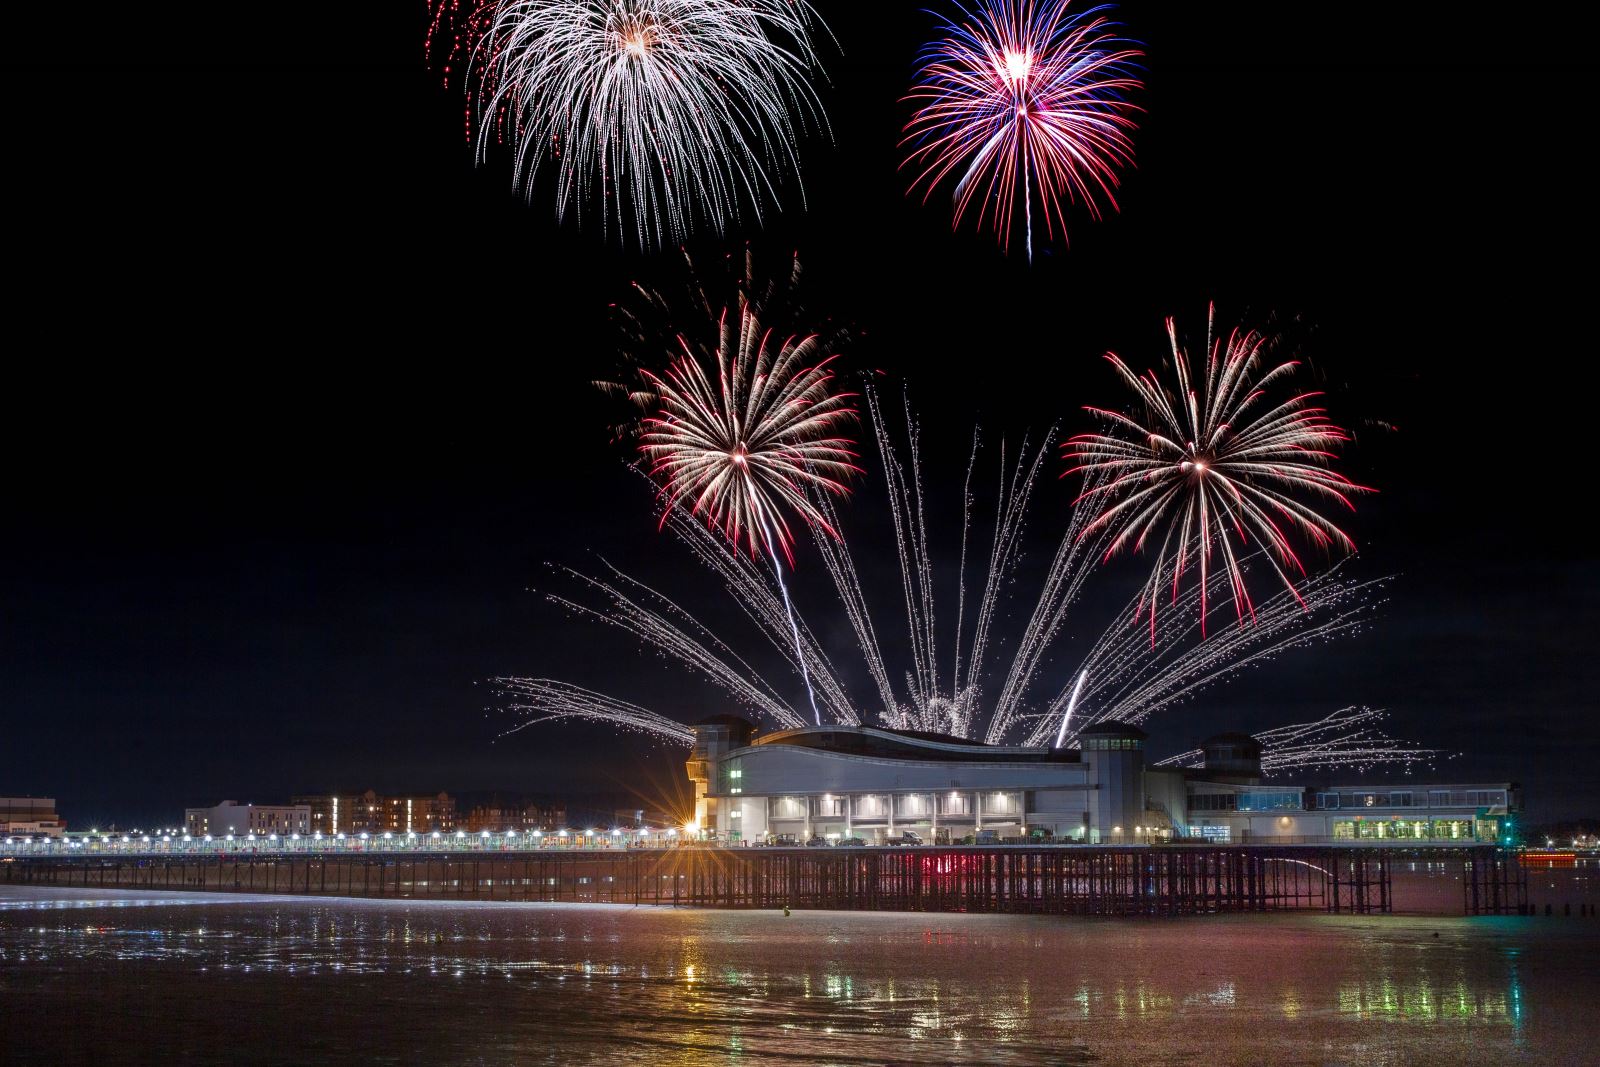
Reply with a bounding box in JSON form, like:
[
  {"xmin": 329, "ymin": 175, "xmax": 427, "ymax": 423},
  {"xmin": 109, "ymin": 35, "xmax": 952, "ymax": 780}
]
[
  {"xmin": 494, "ymin": 271, "xmax": 1435, "ymax": 772},
  {"xmin": 427, "ymin": 0, "xmax": 830, "ymax": 248}
]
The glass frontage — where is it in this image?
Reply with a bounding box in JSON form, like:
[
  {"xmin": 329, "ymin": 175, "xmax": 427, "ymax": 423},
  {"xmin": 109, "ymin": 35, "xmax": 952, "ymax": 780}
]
[
  {"xmin": 1332, "ymin": 819, "xmax": 1478, "ymax": 841},
  {"xmin": 1237, "ymin": 792, "xmax": 1302, "ymax": 812}
]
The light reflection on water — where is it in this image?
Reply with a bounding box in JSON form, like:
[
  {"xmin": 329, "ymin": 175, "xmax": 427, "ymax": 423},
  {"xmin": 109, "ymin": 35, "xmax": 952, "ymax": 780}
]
[{"xmin": 1, "ymin": 887, "xmax": 1595, "ymax": 1066}]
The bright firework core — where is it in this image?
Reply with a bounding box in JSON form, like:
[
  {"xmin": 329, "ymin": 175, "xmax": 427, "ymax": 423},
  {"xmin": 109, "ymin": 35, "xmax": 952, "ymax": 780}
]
[
  {"xmin": 616, "ymin": 20, "xmax": 653, "ymax": 58},
  {"xmin": 1002, "ymin": 48, "xmax": 1033, "ymax": 83}
]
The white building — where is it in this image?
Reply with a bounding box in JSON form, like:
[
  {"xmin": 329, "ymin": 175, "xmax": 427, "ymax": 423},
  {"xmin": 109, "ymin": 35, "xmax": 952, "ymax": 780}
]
[
  {"xmin": 684, "ymin": 717, "xmax": 1519, "ymax": 846},
  {"xmin": 184, "ymin": 801, "xmax": 311, "ymax": 838},
  {"xmin": 1, "ymin": 796, "xmax": 66, "ymax": 838}
]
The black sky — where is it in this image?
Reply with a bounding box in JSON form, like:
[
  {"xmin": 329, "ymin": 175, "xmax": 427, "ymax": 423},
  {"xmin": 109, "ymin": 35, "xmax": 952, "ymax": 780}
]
[{"xmin": 4, "ymin": 3, "xmax": 1595, "ymax": 826}]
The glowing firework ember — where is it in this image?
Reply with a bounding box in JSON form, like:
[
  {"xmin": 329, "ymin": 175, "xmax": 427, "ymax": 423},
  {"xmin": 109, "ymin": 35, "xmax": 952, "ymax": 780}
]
[
  {"xmin": 429, "ymin": 0, "xmax": 830, "ymax": 248},
  {"xmin": 902, "ymin": 0, "xmax": 1142, "ymax": 261},
  {"xmin": 1066, "ymin": 306, "xmax": 1372, "ymax": 639},
  {"xmin": 637, "ymin": 271, "xmax": 859, "ymax": 723}
]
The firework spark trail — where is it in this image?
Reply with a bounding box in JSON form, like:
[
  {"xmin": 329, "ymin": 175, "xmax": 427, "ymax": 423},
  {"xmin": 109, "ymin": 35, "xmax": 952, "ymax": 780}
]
[
  {"xmin": 902, "ymin": 0, "xmax": 1143, "ymax": 260},
  {"xmin": 984, "ymin": 467, "xmax": 1108, "ymax": 741},
  {"xmin": 1067, "ymin": 305, "xmax": 1372, "ymax": 639},
  {"xmin": 867, "ymin": 389, "xmax": 938, "ymax": 709},
  {"xmin": 969, "ymin": 430, "xmax": 1054, "ymax": 742},
  {"xmin": 1085, "ymin": 568, "xmax": 1383, "ymax": 724},
  {"xmin": 1052, "ymin": 669, "xmax": 1087, "ymax": 748},
  {"xmin": 660, "ymin": 494, "xmax": 859, "ymax": 725},
  {"xmin": 1018, "ymin": 560, "xmax": 1385, "ymax": 746},
  {"xmin": 436, "ymin": 0, "xmax": 831, "ymax": 248},
  {"xmin": 494, "ymin": 678, "xmax": 696, "ymax": 744},
  {"xmin": 1154, "ymin": 706, "xmax": 1443, "ymax": 774},
  {"xmin": 950, "ymin": 429, "xmax": 980, "ymax": 701},
  {"xmin": 544, "ymin": 561, "xmax": 806, "ymax": 728},
  {"xmin": 904, "ymin": 396, "xmax": 940, "ymax": 710},
  {"xmin": 812, "ymin": 490, "xmax": 898, "ymax": 721}
]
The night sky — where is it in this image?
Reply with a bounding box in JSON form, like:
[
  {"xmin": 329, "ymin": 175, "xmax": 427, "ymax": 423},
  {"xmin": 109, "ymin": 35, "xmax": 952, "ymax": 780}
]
[{"xmin": 4, "ymin": 3, "xmax": 1594, "ymax": 827}]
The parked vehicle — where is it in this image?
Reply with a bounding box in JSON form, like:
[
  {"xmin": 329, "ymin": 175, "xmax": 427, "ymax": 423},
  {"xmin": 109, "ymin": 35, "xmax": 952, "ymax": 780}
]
[
  {"xmin": 837, "ymin": 836, "xmax": 867, "ymax": 847},
  {"xmin": 891, "ymin": 831, "xmax": 923, "ymax": 846},
  {"xmin": 805, "ymin": 836, "xmax": 830, "ymax": 848},
  {"xmin": 769, "ymin": 833, "xmax": 798, "ymax": 847}
]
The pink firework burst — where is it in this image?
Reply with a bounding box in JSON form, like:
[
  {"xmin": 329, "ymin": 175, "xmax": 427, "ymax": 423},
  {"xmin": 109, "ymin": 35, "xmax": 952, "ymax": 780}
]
[
  {"xmin": 902, "ymin": 1, "xmax": 1142, "ymax": 261},
  {"xmin": 1066, "ymin": 306, "xmax": 1372, "ymax": 639},
  {"xmin": 638, "ymin": 307, "xmax": 860, "ymax": 565},
  {"xmin": 638, "ymin": 294, "xmax": 859, "ymax": 726}
]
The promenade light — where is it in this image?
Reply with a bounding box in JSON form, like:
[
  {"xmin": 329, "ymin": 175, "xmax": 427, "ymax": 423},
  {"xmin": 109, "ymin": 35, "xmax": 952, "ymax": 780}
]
[
  {"xmin": 507, "ymin": 829, "xmax": 517, "ymax": 837},
  {"xmin": 269, "ymin": 834, "xmax": 278, "ymax": 841},
  {"xmin": 291, "ymin": 834, "xmax": 300, "ymax": 841},
  {"xmin": 359, "ymin": 833, "xmax": 369, "ymax": 841},
  {"xmin": 612, "ymin": 829, "xmax": 622, "ymax": 837},
  {"xmin": 383, "ymin": 832, "xmax": 392, "ymax": 840},
  {"xmin": 4, "ymin": 838, "xmax": 11, "ymax": 845},
  {"xmin": 337, "ymin": 833, "xmax": 346, "ymax": 841},
  {"xmin": 183, "ymin": 835, "xmax": 192, "ymax": 842},
  {"xmin": 456, "ymin": 831, "xmax": 466, "ymax": 839},
  {"xmin": 432, "ymin": 831, "xmax": 441, "ymax": 839},
  {"xmin": 532, "ymin": 831, "xmax": 542, "ymax": 838},
  {"xmin": 122, "ymin": 836, "xmax": 130, "ymax": 843},
  {"xmin": 204, "ymin": 835, "xmax": 213, "ymax": 843},
  {"xmin": 314, "ymin": 832, "xmax": 323, "ymax": 840},
  {"xmin": 226, "ymin": 834, "xmax": 234, "ymax": 842},
  {"xmin": 559, "ymin": 830, "xmax": 568, "ymax": 838},
  {"xmin": 481, "ymin": 831, "xmax": 490, "ymax": 839},
  {"xmin": 142, "ymin": 836, "xmax": 151, "ymax": 843}
]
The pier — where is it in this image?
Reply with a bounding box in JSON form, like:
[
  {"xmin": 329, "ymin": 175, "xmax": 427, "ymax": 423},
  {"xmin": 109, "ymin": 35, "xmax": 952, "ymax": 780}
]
[{"xmin": 0, "ymin": 844, "xmax": 1531, "ymax": 916}]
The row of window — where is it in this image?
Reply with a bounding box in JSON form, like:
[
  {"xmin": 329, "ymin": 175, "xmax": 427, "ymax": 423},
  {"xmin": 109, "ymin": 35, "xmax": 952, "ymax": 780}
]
[
  {"xmin": 1331, "ymin": 819, "xmax": 1487, "ymax": 840},
  {"xmin": 1315, "ymin": 790, "xmax": 1507, "ymax": 811},
  {"xmin": 1188, "ymin": 792, "xmax": 1301, "ymax": 812},
  {"xmin": 750, "ymin": 793, "xmax": 1017, "ymax": 819},
  {"xmin": 1081, "ymin": 738, "xmax": 1143, "ymax": 751}
]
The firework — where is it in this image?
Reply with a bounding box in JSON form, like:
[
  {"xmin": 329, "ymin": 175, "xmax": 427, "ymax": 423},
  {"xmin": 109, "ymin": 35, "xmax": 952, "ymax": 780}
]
[
  {"xmin": 431, "ymin": 0, "xmax": 830, "ymax": 248},
  {"xmin": 507, "ymin": 385, "xmax": 1403, "ymax": 763},
  {"xmin": 637, "ymin": 270, "xmax": 859, "ymax": 724},
  {"xmin": 1066, "ymin": 306, "xmax": 1372, "ymax": 640},
  {"xmin": 1154, "ymin": 706, "xmax": 1445, "ymax": 775},
  {"xmin": 902, "ymin": 0, "xmax": 1142, "ymax": 261}
]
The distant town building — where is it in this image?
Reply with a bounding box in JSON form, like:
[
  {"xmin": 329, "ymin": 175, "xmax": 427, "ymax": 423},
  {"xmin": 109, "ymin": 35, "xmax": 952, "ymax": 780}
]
[
  {"xmin": 1, "ymin": 797, "xmax": 65, "ymax": 838},
  {"xmin": 290, "ymin": 791, "xmax": 457, "ymax": 836},
  {"xmin": 685, "ymin": 717, "xmax": 1520, "ymax": 846},
  {"xmin": 183, "ymin": 801, "xmax": 310, "ymax": 837},
  {"xmin": 464, "ymin": 800, "xmax": 566, "ymax": 833}
]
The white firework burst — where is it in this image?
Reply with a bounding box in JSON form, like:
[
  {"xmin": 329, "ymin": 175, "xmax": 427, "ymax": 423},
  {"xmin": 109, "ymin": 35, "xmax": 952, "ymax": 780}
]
[{"xmin": 463, "ymin": 0, "xmax": 829, "ymax": 247}]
